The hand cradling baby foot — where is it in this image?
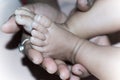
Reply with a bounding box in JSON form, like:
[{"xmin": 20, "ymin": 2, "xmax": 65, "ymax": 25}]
[
  {"xmin": 15, "ymin": 2, "xmax": 111, "ymax": 79},
  {"xmin": 30, "ymin": 14, "xmax": 82, "ymax": 61},
  {"xmin": 2, "ymin": 1, "xmax": 96, "ymax": 80},
  {"xmin": 14, "ymin": 8, "xmax": 90, "ymax": 80}
]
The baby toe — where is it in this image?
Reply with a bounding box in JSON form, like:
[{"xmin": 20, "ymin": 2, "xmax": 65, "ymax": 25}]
[
  {"xmin": 28, "ymin": 49, "xmax": 43, "ymax": 65},
  {"xmin": 77, "ymin": 0, "xmax": 95, "ymax": 11},
  {"xmin": 32, "ymin": 22, "xmax": 48, "ymax": 33},
  {"xmin": 31, "ymin": 30, "xmax": 46, "ymax": 41},
  {"xmin": 34, "ymin": 15, "xmax": 52, "ymax": 28},
  {"xmin": 15, "ymin": 15, "xmax": 33, "ymax": 32},
  {"xmin": 15, "ymin": 7, "xmax": 35, "ymax": 18},
  {"xmin": 55, "ymin": 60, "xmax": 70, "ymax": 80},
  {"xmin": 42, "ymin": 58, "xmax": 57, "ymax": 74},
  {"xmin": 30, "ymin": 37, "xmax": 46, "ymax": 47},
  {"xmin": 70, "ymin": 74, "xmax": 80, "ymax": 80}
]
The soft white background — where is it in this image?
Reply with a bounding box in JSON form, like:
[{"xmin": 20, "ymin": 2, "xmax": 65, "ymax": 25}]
[{"xmin": 0, "ymin": 0, "xmax": 35, "ymax": 80}]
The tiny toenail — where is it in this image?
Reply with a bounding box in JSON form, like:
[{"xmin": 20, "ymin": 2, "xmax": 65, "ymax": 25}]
[
  {"xmin": 34, "ymin": 15, "xmax": 42, "ymax": 22},
  {"xmin": 32, "ymin": 22, "xmax": 39, "ymax": 28},
  {"xmin": 17, "ymin": 15, "xmax": 22, "ymax": 19},
  {"xmin": 60, "ymin": 73, "xmax": 65, "ymax": 80},
  {"xmin": 31, "ymin": 30, "xmax": 37, "ymax": 35},
  {"xmin": 30, "ymin": 37, "xmax": 35, "ymax": 42}
]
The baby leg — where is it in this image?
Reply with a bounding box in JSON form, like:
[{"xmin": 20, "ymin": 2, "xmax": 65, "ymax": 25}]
[
  {"xmin": 66, "ymin": 0, "xmax": 120, "ymax": 38},
  {"xmin": 15, "ymin": 9, "xmax": 87, "ymax": 80},
  {"xmin": 30, "ymin": 14, "xmax": 81, "ymax": 62},
  {"xmin": 31, "ymin": 14, "xmax": 120, "ymax": 80}
]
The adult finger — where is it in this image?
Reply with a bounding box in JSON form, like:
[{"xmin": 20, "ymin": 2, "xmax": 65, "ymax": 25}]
[
  {"xmin": 55, "ymin": 59, "xmax": 70, "ymax": 80},
  {"xmin": 72, "ymin": 64, "xmax": 90, "ymax": 78},
  {"xmin": 22, "ymin": 38, "xmax": 43, "ymax": 65},
  {"xmin": 1, "ymin": 16, "xmax": 20, "ymax": 33},
  {"xmin": 15, "ymin": 15, "xmax": 34, "ymax": 32},
  {"xmin": 42, "ymin": 57, "xmax": 58, "ymax": 74}
]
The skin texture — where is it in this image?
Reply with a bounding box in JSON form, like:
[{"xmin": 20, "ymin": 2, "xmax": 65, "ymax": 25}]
[
  {"xmin": 1, "ymin": 1, "xmax": 94, "ymax": 79},
  {"xmin": 3, "ymin": 0, "xmax": 120, "ymax": 79},
  {"xmin": 14, "ymin": 3, "xmax": 110, "ymax": 79},
  {"xmin": 19, "ymin": 13, "xmax": 120, "ymax": 80},
  {"xmin": 14, "ymin": 7, "xmax": 89, "ymax": 80},
  {"xmin": 13, "ymin": 0, "xmax": 120, "ymax": 79},
  {"xmin": 77, "ymin": 0, "xmax": 95, "ymax": 12}
]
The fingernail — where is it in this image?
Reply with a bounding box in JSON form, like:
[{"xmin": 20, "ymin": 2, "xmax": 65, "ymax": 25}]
[
  {"xmin": 30, "ymin": 37, "xmax": 35, "ymax": 42},
  {"xmin": 32, "ymin": 58, "xmax": 41, "ymax": 64},
  {"xmin": 78, "ymin": 69, "xmax": 83, "ymax": 76},
  {"xmin": 60, "ymin": 74, "xmax": 65, "ymax": 80},
  {"xmin": 17, "ymin": 15, "xmax": 22, "ymax": 19},
  {"xmin": 15, "ymin": 15, "xmax": 22, "ymax": 23},
  {"xmin": 47, "ymin": 67, "xmax": 55, "ymax": 74}
]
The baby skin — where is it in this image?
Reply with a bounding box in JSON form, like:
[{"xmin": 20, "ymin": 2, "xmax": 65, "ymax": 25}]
[
  {"xmin": 16, "ymin": 13, "xmax": 120, "ymax": 80},
  {"xmin": 15, "ymin": 1, "xmax": 120, "ymax": 78},
  {"xmin": 15, "ymin": 10, "xmax": 88, "ymax": 79},
  {"xmin": 2, "ymin": 1, "xmax": 95, "ymax": 79},
  {"xmin": 13, "ymin": 3, "xmax": 93, "ymax": 79}
]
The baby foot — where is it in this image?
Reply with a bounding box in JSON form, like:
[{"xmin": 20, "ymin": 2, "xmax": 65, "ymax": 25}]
[
  {"xmin": 15, "ymin": 7, "xmax": 35, "ymax": 33},
  {"xmin": 14, "ymin": 8, "xmax": 89, "ymax": 79},
  {"xmin": 30, "ymin": 15, "xmax": 83, "ymax": 62}
]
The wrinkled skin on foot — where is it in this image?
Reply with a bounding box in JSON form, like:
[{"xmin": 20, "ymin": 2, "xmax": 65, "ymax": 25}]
[
  {"xmin": 14, "ymin": 8, "xmax": 86, "ymax": 79},
  {"xmin": 11, "ymin": 0, "xmax": 120, "ymax": 79},
  {"xmin": 2, "ymin": 0, "xmax": 96, "ymax": 79},
  {"xmin": 29, "ymin": 14, "xmax": 116, "ymax": 80},
  {"xmin": 15, "ymin": 8, "xmax": 112, "ymax": 80},
  {"xmin": 2, "ymin": 3, "xmax": 67, "ymax": 33},
  {"xmin": 28, "ymin": 14, "xmax": 120, "ymax": 80}
]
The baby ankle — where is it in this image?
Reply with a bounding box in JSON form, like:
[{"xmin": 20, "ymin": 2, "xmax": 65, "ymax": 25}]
[{"xmin": 71, "ymin": 39, "xmax": 87, "ymax": 64}]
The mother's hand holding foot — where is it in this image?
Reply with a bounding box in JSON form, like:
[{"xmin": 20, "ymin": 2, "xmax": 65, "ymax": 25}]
[
  {"xmin": 1, "ymin": 2, "xmax": 92, "ymax": 80},
  {"xmin": 2, "ymin": 0, "xmax": 120, "ymax": 80}
]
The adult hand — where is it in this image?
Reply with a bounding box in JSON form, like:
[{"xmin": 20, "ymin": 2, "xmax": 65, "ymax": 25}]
[{"xmin": 1, "ymin": 2, "xmax": 94, "ymax": 80}]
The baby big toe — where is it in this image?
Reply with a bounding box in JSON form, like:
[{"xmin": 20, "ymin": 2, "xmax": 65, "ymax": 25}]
[
  {"xmin": 15, "ymin": 15, "xmax": 33, "ymax": 32},
  {"xmin": 15, "ymin": 7, "xmax": 35, "ymax": 18},
  {"xmin": 34, "ymin": 15, "xmax": 52, "ymax": 28},
  {"xmin": 30, "ymin": 37, "xmax": 46, "ymax": 47},
  {"xmin": 31, "ymin": 30, "xmax": 46, "ymax": 41}
]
